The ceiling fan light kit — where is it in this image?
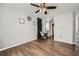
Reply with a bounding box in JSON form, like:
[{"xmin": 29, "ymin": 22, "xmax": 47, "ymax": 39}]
[{"xmin": 30, "ymin": 3, "xmax": 56, "ymax": 15}]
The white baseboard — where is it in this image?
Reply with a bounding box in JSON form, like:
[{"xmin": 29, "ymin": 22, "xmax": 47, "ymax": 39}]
[
  {"xmin": 0, "ymin": 38, "xmax": 36, "ymax": 51},
  {"xmin": 54, "ymin": 39, "xmax": 74, "ymax": 44}
]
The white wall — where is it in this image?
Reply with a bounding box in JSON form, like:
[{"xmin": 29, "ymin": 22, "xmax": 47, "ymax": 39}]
[
  {"xmin": 54, "ymin": 12, "xmax": 74, "ymax": 44},
  {"xmin": 0, "ymin": 4, "xmax": 37, "ymax": 50}
]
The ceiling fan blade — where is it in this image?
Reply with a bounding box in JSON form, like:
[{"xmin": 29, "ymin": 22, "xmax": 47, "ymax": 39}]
[
  {"xmin": 35, "ymin": 10, "xmax": 40, "ymax": 13},
  {"xmin": 47, "ymin": 6, "xmax": 56, "ymax": 9},
  {"xmin": 30, "ymin": 3, "xmax": 40, "ymax": 7},
  {"xmin": 44, "ymin": 11, "xmax": 47, "ymax": 15}
]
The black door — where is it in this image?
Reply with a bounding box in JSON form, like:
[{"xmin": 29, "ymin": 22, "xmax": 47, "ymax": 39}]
[{"xmin": 37, "ymin": 18, "xmax": 42, "ymax": 39}]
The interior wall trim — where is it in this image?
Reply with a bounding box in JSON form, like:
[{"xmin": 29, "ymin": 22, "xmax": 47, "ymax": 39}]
[
  {"xmin": 55, "ymin": 39, "xmax": 74, "ymax": 44},
  {"xmin": 0, "ymin": 38, "xmax": 36, "ymax": 51}
]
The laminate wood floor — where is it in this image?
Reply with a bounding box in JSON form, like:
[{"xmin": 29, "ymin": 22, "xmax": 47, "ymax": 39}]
[{"xmin": 0, "ymin": 38, "xmax": 75, "ymax": 56}]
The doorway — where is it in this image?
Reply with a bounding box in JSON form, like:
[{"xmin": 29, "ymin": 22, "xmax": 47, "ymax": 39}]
[
  {"xmin": 37, "ymin": 18, "xmax": 42, "ymax": 39},
  {"xmin": 74, "ymin": 15, "xmax": 79, "ymax": 55},
  {"xmin": 52, "ymin": 24, "xmax": 54, "ymax": 38},
  {"xmin": 49, "ymin": 19, "xmax": 54, "ymax": 39},
  {"xmin": 46, "ymin": 18, "xmax": 54, "ymax": 39}
]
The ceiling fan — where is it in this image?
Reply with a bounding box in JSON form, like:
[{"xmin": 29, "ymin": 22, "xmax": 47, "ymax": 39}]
[{"xmin": 30, "ymin": 3, "xmax": 56, "ymax": 15}]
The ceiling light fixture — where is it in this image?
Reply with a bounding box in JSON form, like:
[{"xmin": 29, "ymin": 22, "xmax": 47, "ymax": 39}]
[
  {"xmin": 40, "ymin": 3, "xmax": 47, "ymax": 14},
  {"xmin": 30, "ymin": 3, "xmax": 56, "ymax": 15}
]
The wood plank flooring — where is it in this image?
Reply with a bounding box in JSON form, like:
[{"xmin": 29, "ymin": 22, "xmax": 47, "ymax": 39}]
[{"xmin": 0, "ymin": 38, "xmax": 75, "ymax": 56}]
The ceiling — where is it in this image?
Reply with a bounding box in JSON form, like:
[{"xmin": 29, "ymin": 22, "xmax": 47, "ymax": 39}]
[{"xmin": 0, "ymin": 3, "xmax": 79, "ymax": 16}]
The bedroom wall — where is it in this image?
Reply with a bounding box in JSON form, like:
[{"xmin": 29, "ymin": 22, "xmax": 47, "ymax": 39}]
[
  {"xmin": 0, "ymin": 4, "xmax": 37, "ymax": 51},
  {"xmin": 54, "ymin": 12, "xmax": 75, "ymax": 44}
]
